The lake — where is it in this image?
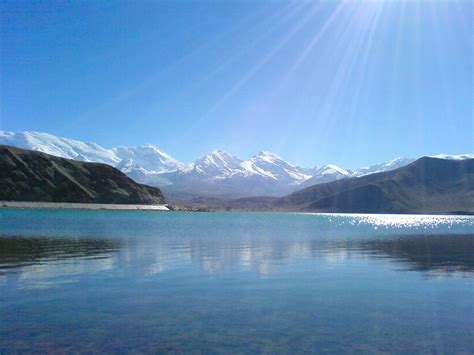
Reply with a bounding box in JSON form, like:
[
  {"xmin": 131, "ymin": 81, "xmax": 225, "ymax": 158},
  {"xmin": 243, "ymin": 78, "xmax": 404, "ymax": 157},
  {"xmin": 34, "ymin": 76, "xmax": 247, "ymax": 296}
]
[{"xmin": 1, "ymin": 209, "xmax": 474, "ymax": 353}]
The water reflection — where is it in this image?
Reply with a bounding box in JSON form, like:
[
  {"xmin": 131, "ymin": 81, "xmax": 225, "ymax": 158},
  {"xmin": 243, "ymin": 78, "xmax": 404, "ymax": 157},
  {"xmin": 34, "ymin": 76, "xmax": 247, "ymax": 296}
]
[
  {"xmin": 1, "ymin": 232, "xmax": 473, "ymax": 288},
  {"xmin": 0, "ymin": 237, "xmax": 120, "ymax": 288},
  {"xmin": 358, "ymin": 235, "xmax": 474, "ymax": 276},
  {"xmin": 0, "ymin": 237, "xmax": 120, "ymax": 267},
  {"xmin": 2, "ymin": 212, "xmax": 473, "ymax": 353}
]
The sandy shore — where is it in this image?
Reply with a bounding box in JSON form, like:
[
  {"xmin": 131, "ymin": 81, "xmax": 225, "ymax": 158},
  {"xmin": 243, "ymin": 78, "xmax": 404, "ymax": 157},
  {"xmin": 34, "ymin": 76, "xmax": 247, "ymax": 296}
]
[{"xmin": 1, "ymin": 201, "xmax": 169, "ymax": 211}]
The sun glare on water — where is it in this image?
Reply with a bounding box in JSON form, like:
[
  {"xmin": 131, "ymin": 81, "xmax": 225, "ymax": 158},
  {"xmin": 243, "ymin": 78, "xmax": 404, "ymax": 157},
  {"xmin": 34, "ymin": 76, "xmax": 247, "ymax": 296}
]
[{"xmin": 309, "ymin": 213, "xmax": 474, "ymax": 229}]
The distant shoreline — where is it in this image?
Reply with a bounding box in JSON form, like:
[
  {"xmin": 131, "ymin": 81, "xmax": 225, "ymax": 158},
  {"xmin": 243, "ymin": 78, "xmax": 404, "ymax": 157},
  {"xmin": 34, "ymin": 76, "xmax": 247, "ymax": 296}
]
[
  {"xmin": 2, "ymin": 201, "xmax": 472, "ymax": 215},
  {"xmin": 0, "ymin": 201, "xmax": 170, "ymax": 211}
]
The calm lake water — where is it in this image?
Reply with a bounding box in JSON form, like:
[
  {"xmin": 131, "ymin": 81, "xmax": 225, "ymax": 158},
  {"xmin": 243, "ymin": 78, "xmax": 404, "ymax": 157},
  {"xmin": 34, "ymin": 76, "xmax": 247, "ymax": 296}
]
[{"xmin": 1, "ymin": 209, "xmax": 474, "ymax": 353}]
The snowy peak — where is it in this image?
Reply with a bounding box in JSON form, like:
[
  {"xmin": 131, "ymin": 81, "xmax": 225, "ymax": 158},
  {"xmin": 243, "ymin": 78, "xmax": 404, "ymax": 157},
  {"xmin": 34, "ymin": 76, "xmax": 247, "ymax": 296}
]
[
  {"xmin": 251, "ymin": 150, "xmax": 292, "ymax": 167},
  {"xmin": 249, "ymin": 150, "xmax": 309, "ymax": 183},
  {"xmin": 300, "ymin": 164, "xmax": 352, "ymax": 188},
  {"xmin": 0, "ymin": 131, "xmax": 120, "ymax": 166},
  {"xmin": 353, "ymin": 157, "xmax": 415, "ymax": 177},
  {"xmin": 238, "ymin": 160, "xmax": 278, "ymax": 180},
  {"xmin": 313, "ymin": 164, "xmax": 352, "ymax": 177},
  {"xmin": 183, "ymin": 149, "xmax": 243, "ymax": 177},
  {"xmin": 253, "ymin": 150, "xmax": 286, "ymax": 163},
  {"xmin": 177, "ymin": 149, "xmax": 309, "ymax": 184},
  {"xmin": 0, "ymin": 130, "xmax": 183, "ymax": 174},
  {"xmin": 113, "ymin": 145, "xmax": 183, "ymax": 173},
  {"xmin": 197, "ymin": 149, "xmax": 242, "ymax": 169}
]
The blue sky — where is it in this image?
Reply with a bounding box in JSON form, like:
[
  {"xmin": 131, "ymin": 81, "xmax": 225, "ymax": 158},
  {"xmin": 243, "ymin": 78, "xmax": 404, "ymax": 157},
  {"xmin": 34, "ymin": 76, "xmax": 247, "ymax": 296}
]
[{"xmin": 1, "ymin": 0, "xmax": 472, "ymax": 168}]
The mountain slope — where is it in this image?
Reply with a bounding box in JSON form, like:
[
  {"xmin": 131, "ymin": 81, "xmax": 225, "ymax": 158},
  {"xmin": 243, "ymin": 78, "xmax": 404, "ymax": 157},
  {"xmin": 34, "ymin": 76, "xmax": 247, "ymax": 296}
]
[
  {"xmin": 0, "ymin": 131, "xmax": 183, "ymax": 175},
  {"xmin": 352, "ymin": 157, "xmax": 415, "ymax": 177},
  {"xmin": 274, "ymin": 157, "xmax": 474, "ymax": 214},
  {"xmin": 178, "ymin": 149, "xmax": 243, "ymax": 179},
  {"xmin": 0, "ymin": 145, "xmax": 165, "ymax": 204},
  {"xmin": 0, "ymin": 131, "xmax": 120, "ymax": 166},
  {"xmin": 112, "ymin": 144, "xmax": 183, "ymax": 172},
  {"xmin": 300, "ymin": 164, "xmax": 352, "ymax": 187},
  {"xmin": 430, "ymin": 154, "xmax": 474, "ymax": 160},
  {"xmin": 248, "ymin": 151, "xmax": 310, "ymax": 183}
]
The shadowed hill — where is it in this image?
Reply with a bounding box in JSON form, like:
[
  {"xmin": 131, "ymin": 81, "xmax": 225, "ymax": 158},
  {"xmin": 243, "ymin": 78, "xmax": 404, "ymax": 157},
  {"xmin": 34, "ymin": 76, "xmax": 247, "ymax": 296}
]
[
  {"xmin": 273, "ymin": 157, "xmax": 474, "ymax": 214},
  {"xmin": 0, "ymin": 145, "xmax": 165, "ymax": 204}
]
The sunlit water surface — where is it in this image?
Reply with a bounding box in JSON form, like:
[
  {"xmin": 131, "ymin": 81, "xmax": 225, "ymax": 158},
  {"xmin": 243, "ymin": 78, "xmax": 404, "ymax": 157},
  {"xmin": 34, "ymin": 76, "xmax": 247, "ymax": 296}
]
[{"xmin": 1, "ymin": 210, "xmax": 474, "ymax": 353}]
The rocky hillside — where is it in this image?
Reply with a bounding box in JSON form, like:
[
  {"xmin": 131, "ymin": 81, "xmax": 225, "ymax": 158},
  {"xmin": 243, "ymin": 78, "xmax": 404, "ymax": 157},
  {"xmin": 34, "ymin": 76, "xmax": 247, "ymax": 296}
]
[
  {"xmin": 0, "ymin": 145, "xmax": 165, "ymax": 205},
  {"xmin": 274, "ymin": 157, "xmax": 474, "ymax": 214}
]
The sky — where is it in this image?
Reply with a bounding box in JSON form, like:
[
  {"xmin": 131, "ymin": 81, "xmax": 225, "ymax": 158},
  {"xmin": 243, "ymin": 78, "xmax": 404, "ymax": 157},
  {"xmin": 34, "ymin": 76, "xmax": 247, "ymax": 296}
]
[{"xmin": 1, "ymin": 0, "xmax": 472, "ymax": 168}]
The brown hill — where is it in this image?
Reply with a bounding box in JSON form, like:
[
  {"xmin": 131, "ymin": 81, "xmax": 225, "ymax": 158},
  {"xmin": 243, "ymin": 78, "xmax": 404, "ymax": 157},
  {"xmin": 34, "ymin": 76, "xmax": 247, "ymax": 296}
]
[{"xmin": 0, "ymin": 145, "xmax": 165, "ymax": 205}]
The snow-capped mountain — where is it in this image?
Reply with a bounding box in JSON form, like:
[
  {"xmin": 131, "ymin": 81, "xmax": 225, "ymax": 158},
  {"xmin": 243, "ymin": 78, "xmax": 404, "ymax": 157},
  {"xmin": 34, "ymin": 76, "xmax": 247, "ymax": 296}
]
[
  {"xmin": 173, "ymin": 150, "xmax": 309, "ymax": 184},
  {"xmin": 249, "ymin": 151, "xmax": 311, "ymax": 184},
  {"xmin": 0, "ymin": 131, "xmax": 120, "ymax": 166},
  {"xmin": 113, "ymin": 144, "xmax": 183, "ymax": 173},
  {"xmin": 300, "ymin": 164, "xmax": 352, "ymax": 187},
  {"xmin": 1, "ymin": 130, "xmax": 472, "ymax": 200},
  {"xmin": 117, "ymin": 158, "xmax": 175, "ymax": 187},
  {"xmin": 164, "ymin": 150, "xmax": 313, "ymax": 197},
  {"xmin": 178, "ymin": 149, "xmax": 243, "ymax": 179},
  {"xmin": 0, "ymin": 131, "xmax": 182, "ymax": 175},
  {"xmin": 352, "ymin": 157, "xmax": 415, "ymax": 177}
]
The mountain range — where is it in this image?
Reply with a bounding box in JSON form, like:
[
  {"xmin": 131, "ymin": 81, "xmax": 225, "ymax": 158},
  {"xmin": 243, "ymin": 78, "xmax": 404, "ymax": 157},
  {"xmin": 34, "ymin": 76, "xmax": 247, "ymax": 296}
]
[
  {"xmin": 199, "ymin": 157, "xmax": 474, "ymax": 214},
  {"xmin": 1, "ymin": 131, "xmax": 472, "ymax": 200},
  {"xmin": 274, "ymin": 157, "xmax": 474, "ymax": 214}
]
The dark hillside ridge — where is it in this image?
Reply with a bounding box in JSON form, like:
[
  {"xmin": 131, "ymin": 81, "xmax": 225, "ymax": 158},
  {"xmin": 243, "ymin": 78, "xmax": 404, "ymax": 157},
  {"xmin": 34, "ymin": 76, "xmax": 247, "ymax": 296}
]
[
  {"xmin": 0, "ymin": 145, "xmax": 165, "ymax": 204},
  {"xmin": 274, "ymin": 157, "xmax": 474, "ymax": 214}
]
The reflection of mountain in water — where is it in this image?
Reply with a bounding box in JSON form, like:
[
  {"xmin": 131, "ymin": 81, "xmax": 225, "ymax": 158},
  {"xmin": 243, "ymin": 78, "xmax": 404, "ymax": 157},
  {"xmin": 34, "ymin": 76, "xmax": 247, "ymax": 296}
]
[
  {"xmin": 358, "ymin": 235, "xmax": 474, "ymax": 276},
  {"xmin": 151, "ymin": 234, "xmax": 474, "ymax": 277},
  {"xmin": 0, "ymin": 237, "xmax": 120, "ymax": 269},
  {"xmin": 0, "ymin": 237, "xmax": 120, "ymax": 288},
  {"xmin": 1, "ymin": 234, "xmax": 473, "ymax": 285}
]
